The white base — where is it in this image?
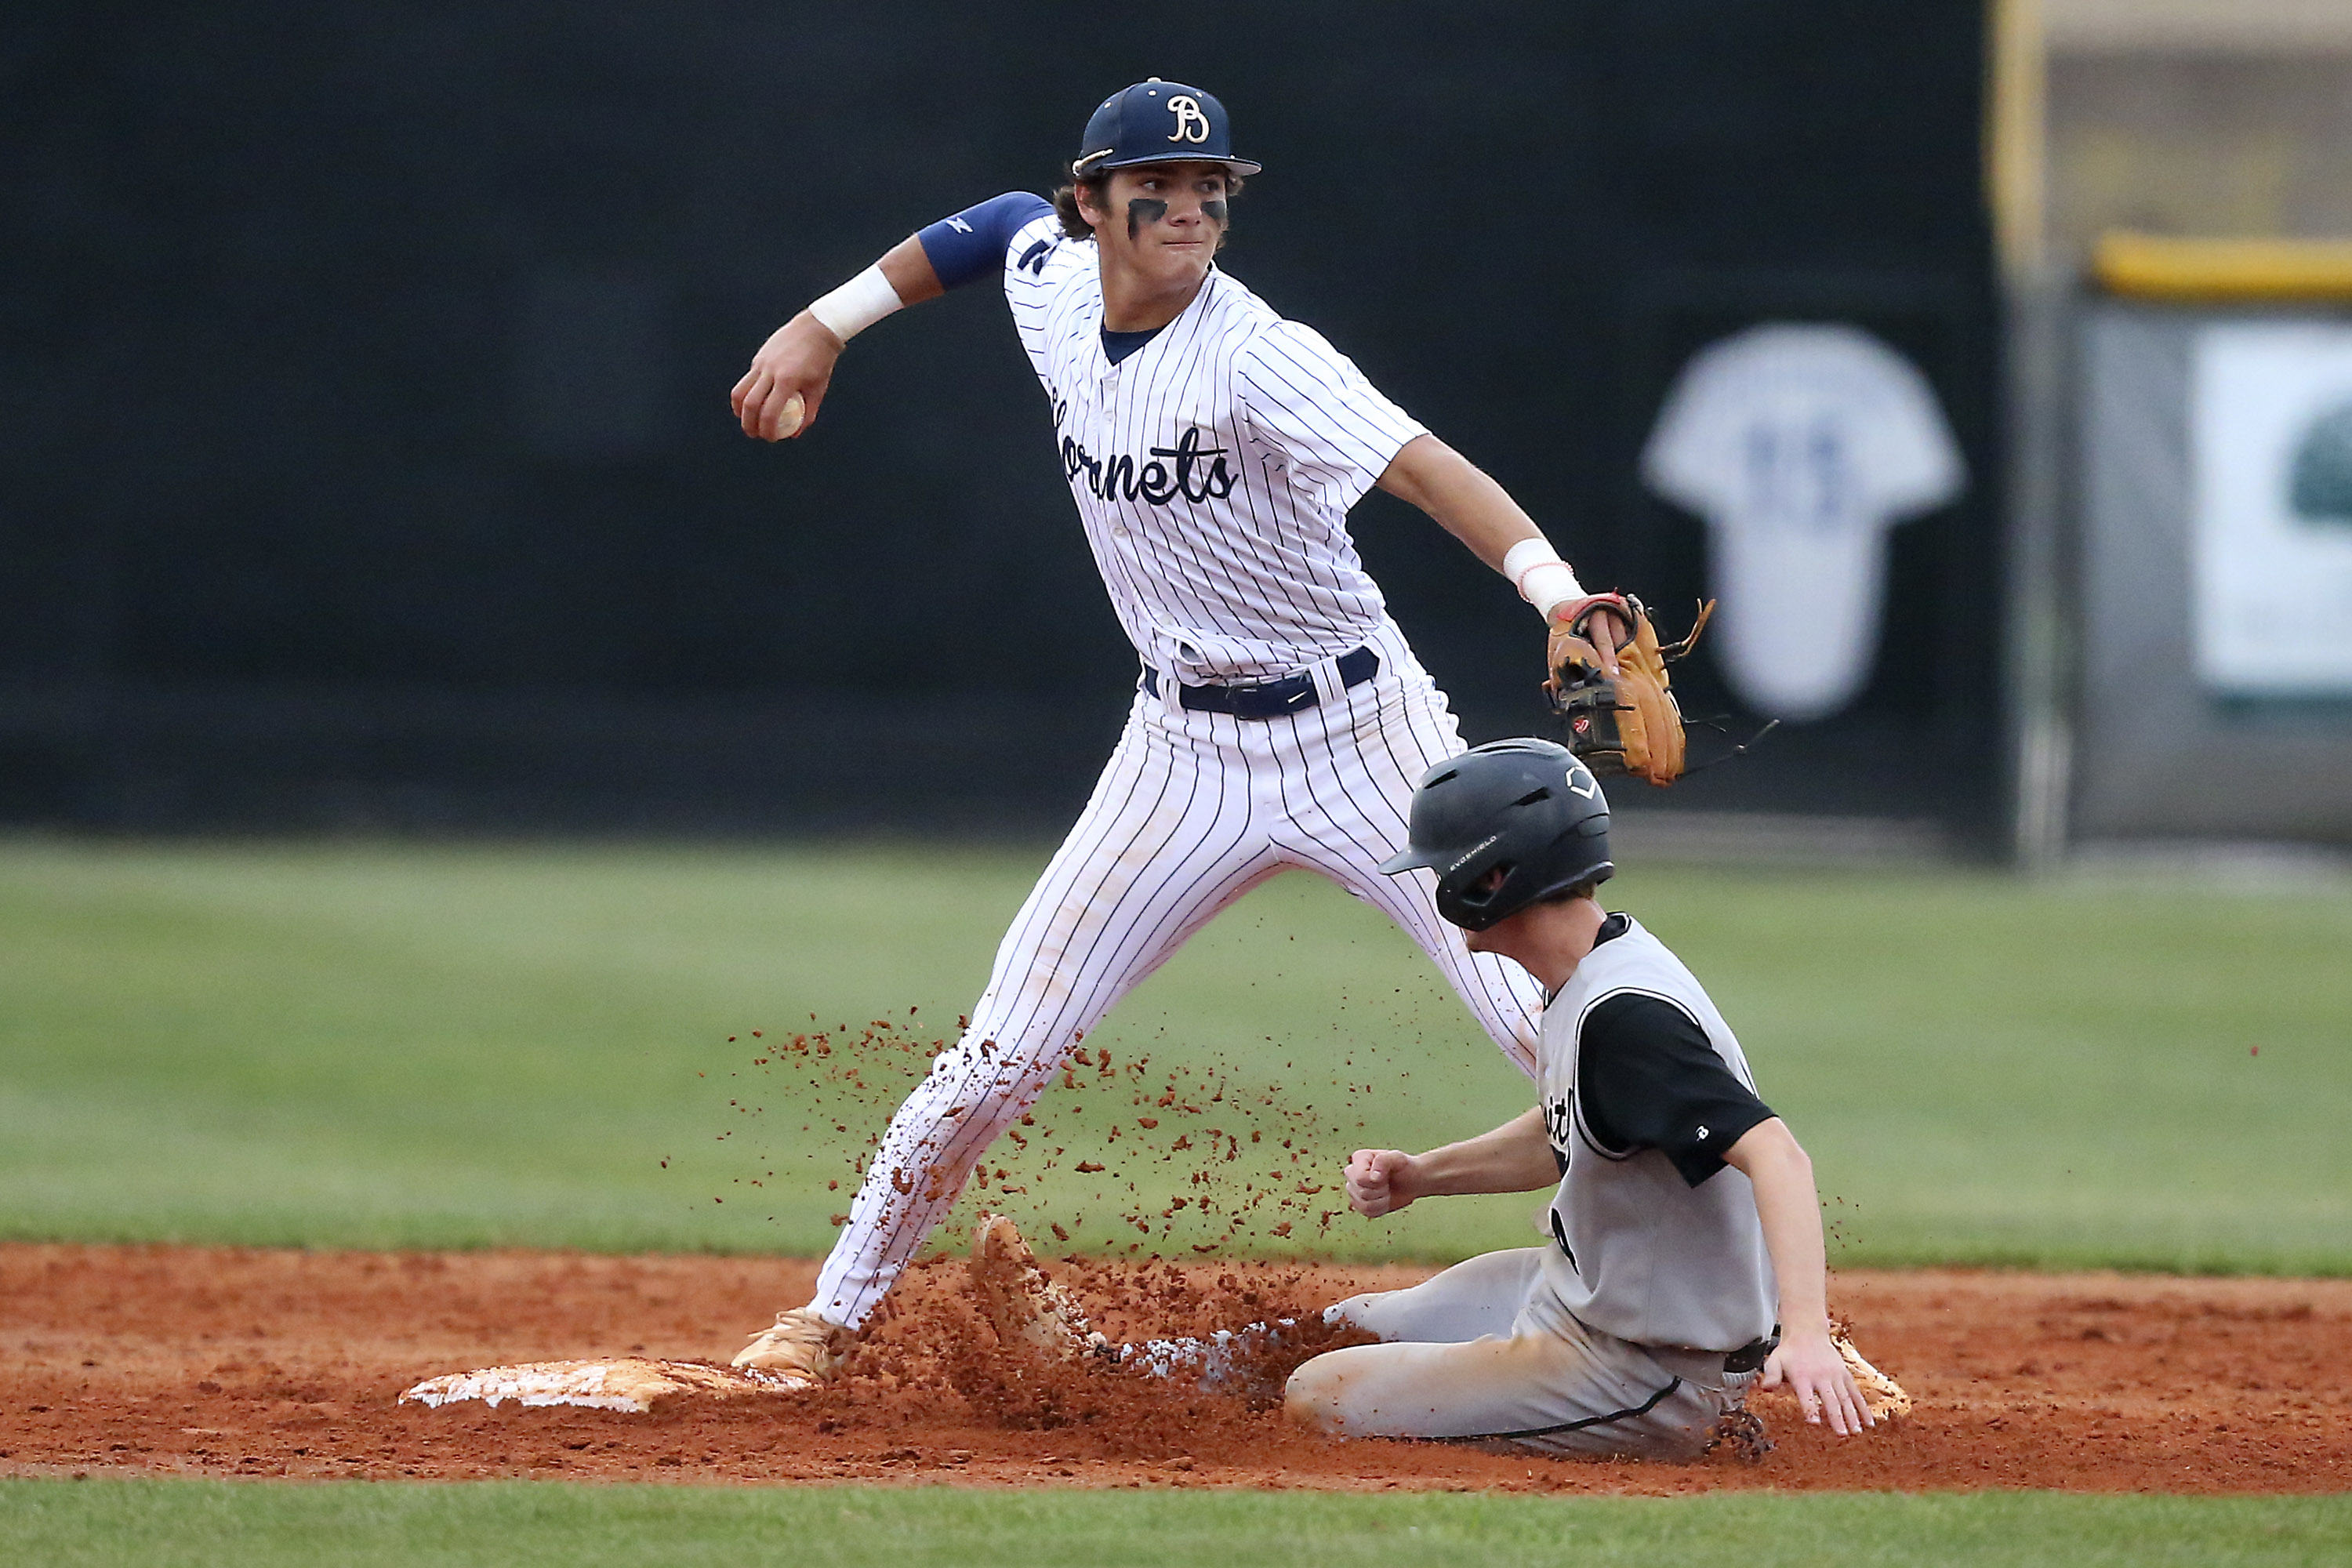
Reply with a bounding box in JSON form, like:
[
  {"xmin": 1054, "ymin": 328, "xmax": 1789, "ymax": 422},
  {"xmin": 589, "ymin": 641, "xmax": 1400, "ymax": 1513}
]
[{"xmin": 400, "ymin": 1357, "xmax": 810, "ymax": 1413}]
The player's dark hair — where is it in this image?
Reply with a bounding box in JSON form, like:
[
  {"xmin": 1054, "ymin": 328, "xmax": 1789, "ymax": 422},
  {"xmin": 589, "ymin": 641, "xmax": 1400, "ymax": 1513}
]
[
  {"xmin": 1052, "ymin": 162, "xmax": 1242, "ymax": 245},
  {"xmin": 1526, "ymin": 877, "xmax": 1603, "ymax": 912},
  {"xmin": 1051, "ymin": 167, "xmax": 1109, "ymax": 241}
]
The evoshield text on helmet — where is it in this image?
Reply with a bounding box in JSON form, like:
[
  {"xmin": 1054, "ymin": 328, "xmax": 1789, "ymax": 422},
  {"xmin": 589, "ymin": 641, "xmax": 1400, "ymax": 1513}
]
[{"xmin": 1377, "ymin": 739, "xmax": 1614, "ymax": 931}]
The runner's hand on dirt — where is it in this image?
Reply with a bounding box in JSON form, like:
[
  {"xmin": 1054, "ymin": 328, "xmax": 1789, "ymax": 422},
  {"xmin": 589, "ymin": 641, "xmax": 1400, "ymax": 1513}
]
[
  {"xmin": 1345, "ymin": 1149, "xmax": 1417, "ymax": 1218},
  {"xmin": 1762, "ymin": 1327, "xmax": 1875, "ymax": 1436}
]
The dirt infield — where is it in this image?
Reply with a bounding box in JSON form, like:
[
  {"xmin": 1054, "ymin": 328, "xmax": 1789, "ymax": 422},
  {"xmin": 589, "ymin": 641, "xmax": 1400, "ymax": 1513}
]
[{"xmin": 4, "ymin": 1243, "xmax": 2347, "ymax": 1494}]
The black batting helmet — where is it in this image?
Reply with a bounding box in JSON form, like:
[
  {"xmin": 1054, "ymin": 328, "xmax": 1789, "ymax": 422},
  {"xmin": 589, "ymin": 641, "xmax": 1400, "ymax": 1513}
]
[{"xmin": 1377, "ymin": 739, "xmax": 1613, "ymax": 931}]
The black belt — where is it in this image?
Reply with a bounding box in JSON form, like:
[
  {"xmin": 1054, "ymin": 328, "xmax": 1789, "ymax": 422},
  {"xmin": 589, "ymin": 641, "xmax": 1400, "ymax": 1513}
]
[
  {"xmin": 1723, "ymin": 1330, "xmax": 1780, "ymax": 1375},
  {"xmin": 1141, "ymin": 647, "xmax": 1380, "ymax": 720}
]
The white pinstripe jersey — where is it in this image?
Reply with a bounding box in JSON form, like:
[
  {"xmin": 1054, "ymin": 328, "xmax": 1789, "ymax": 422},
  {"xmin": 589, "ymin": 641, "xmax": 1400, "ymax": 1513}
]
[{"xmin": 1000, "ymin": 212, "xmax": 1428, "ymax": 684}]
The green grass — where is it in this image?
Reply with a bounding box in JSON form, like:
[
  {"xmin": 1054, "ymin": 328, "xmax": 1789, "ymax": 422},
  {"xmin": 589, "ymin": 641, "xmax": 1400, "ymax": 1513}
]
[
  {"xmin": 0, "ymin": 1479, "xmax": 2346, "ymax": 1566},
  {"xmin": 0, "ymin": 839, "xmax": 2346, "ymax": 1271}
]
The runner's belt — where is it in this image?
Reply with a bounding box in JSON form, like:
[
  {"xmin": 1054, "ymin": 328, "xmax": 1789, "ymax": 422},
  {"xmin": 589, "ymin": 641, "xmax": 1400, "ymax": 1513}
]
[
  {"xmin": 1142, "ymin": 646, "xmax": 1380, "ymax": 720},
  {"xmin": 1723, "ymin": 1331, "xmax": 1780, "ymax": 1375}
]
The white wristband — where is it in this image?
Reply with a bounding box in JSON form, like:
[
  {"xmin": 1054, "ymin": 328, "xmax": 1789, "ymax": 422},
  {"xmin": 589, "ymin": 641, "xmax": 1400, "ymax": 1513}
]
[
  {"xmin": 1501, "ymin": 538, "xmax": 1586, "ymax": 620},
  {"xmin": 808, "ymin": 264, "xmax": 904, "ymax": 343}
]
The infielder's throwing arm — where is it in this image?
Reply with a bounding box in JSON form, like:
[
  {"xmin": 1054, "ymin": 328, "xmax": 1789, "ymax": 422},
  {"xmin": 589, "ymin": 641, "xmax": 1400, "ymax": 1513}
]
[{"xmin": 725, "ymin": 82, "xmax": 1625, "ymax": 1381}]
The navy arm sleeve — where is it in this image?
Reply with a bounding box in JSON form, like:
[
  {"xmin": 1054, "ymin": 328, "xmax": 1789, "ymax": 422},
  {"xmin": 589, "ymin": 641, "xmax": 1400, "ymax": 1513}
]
[
  {"xmin": 1577, "ymin": 993, "xmax": 1775, "ymax": 1188},
  {"xmin": 916, "ymin": 192, "xmax": 1055, "ymax": 289}
]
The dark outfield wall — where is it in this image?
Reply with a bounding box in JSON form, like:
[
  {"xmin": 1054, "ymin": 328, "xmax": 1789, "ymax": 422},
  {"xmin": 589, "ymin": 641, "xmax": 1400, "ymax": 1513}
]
[{"xmin": 0, "ymin": 1, "xmax": 1996, "ymax": 833}]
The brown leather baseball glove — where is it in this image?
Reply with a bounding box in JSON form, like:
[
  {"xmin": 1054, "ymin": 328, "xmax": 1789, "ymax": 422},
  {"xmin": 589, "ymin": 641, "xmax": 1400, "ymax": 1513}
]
[{"xmin": 1543, "ymin": 593, "xmax": 1715, "ymax": 786}]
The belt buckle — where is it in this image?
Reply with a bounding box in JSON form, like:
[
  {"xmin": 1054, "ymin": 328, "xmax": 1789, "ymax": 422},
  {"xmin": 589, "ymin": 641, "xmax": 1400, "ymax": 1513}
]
[{"xmin": 1149, "ymin": 645, "xmax": 1375, "ymax": 721}]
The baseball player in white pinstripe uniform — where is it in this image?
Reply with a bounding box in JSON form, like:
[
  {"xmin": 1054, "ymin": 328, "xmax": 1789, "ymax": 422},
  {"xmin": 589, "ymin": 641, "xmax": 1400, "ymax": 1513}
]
[{"xmin": 726, "ymin": 80, "xmax": 1624, "ymax": 1382}]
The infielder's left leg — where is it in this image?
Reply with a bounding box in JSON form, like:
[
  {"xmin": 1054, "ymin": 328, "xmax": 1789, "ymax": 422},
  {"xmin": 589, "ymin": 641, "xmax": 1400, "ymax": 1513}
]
[{"xmin": 804, "ymin": 701, "xmax": 1282, "ymax": 1329}]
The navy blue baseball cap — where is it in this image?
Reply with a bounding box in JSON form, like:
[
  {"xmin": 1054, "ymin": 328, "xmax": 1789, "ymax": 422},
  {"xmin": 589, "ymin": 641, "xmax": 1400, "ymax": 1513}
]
[{"xmin": 1075, "ymin": 79, "xmax": 1261, "ymax": 177}]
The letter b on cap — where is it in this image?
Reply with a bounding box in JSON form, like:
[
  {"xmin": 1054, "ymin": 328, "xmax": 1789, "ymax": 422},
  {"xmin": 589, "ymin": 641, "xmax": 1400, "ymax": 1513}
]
[{"xmin": 1167, "ymin": 95, "xmax": 1210, "ymax": 143}]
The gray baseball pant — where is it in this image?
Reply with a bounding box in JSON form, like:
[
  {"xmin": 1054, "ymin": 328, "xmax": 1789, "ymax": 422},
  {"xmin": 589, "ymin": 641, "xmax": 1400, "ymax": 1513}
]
[{"xmin": 1288, "ymin": 1247, "xmax": 1759, "ymax": 1461}]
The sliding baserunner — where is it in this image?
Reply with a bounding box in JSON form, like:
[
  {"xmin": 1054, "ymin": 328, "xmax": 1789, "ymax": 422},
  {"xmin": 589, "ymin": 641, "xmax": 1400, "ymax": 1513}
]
[{"xmin": 970, "ymin": 740, "xmax": 1906, "ymax": 1457}]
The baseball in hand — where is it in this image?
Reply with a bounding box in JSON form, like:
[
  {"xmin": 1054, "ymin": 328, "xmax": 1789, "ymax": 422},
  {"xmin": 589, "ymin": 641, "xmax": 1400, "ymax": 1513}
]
[{"xmin": 775, "ymin": 392, "xmax": 805, "ymax": 438}]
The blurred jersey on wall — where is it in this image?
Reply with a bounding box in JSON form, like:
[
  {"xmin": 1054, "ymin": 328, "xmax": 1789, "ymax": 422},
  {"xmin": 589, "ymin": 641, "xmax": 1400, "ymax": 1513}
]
[{"xmin": 1643, "ymin": 325, "xmax": 1966, "ymax": 723}]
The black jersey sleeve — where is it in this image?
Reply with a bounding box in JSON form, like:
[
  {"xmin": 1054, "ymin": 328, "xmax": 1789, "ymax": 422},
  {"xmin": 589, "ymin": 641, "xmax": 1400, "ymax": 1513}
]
[{"xmin": 1577, "ymin": 993, "xmax": 1775, "ymax": 1187}]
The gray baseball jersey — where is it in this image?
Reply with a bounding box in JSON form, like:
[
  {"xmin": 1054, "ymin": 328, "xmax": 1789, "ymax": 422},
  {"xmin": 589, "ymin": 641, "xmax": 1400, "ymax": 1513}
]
[{"xmin": 1538, "ymin": 916, "xmax": 1778, "ymax": 1352}]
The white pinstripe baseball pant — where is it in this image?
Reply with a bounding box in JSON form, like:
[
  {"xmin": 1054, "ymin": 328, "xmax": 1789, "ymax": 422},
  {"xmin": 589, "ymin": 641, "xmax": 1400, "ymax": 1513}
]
[{"xmin": 809, "ymin": 620, "xmax": 1544, "ymax": 1327}]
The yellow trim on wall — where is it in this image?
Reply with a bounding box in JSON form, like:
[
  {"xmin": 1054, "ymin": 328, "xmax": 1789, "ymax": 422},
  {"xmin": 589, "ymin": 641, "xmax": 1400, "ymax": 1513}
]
[
  {"xmin": 1987, "ymin": 0, "xmax": 2048, "ymax": 282},
  {"xmin": 2096, "ymin": 232, "xmax": 2352, "ymax": 301}
]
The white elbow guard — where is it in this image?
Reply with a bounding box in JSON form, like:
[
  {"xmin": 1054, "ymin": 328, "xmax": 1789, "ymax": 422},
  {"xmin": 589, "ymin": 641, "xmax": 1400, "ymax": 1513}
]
[
  {"xmin": 808, "ymin": 264, "xmax": 905, "ymax": 343},
  {"xmin": 1502, "ymin": 538, "xmax": 1586, "ymax": 621}
]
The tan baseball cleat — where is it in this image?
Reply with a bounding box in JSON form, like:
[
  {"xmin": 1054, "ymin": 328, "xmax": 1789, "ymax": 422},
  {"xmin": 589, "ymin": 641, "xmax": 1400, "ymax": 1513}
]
[
  {"xmin": 968, "ymin": 1214, "xmax": 1108, "ymax": 1359},
  {"xmin": 729, "ymin": 1305, "xmax": 853, "ymax": 1387},
  {"xmin": 1833, "ymin": 1334, "xmax": 1912, "ymax": 1420}
]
